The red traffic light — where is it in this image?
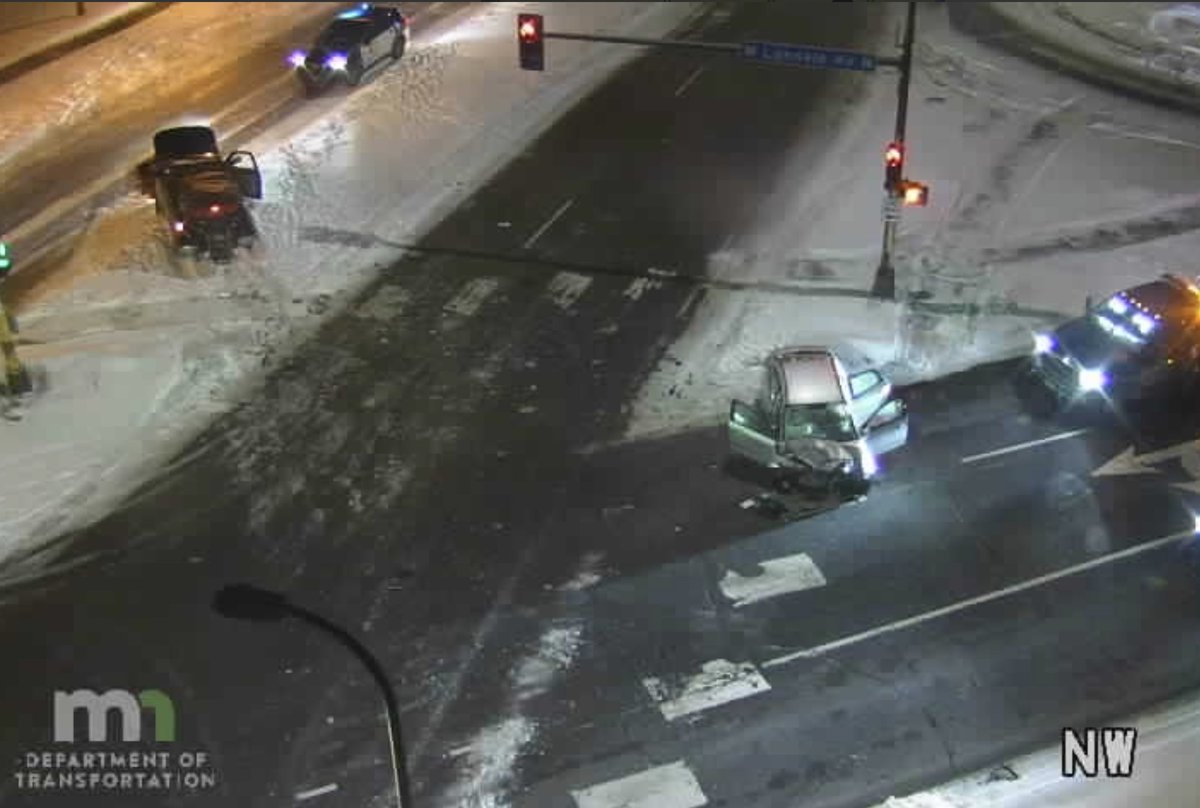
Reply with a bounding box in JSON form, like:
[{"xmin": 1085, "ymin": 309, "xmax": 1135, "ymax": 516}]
[
  {"xmin": 884, "ymin": 142, "xmax": 903, "ymax": 167},
  {"xmin": 518, "ymin": 13, "xmax": 542, "ymax": 43},
  {"xmin": 900, "ymin": 180, "xmax": 929, "ymax": 207},
  {"xmin": 518, "ymin": 13, "xmax": 544, "ymax": 71}
]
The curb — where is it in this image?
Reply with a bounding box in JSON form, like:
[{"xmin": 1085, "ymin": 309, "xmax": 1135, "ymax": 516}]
[
  {"xmin": 0, "ymin": 3, "xmax": 174, "ymax": 87},
  {"xmin": 960, "ymin": 3, "xmax": 1200, "ymax": 115}
]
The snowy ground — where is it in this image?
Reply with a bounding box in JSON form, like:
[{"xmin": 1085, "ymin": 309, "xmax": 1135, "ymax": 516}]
[
  {"xmin": 622, "ymin": 1, "xmax": 1200, "ymax": 441},
  {"xmin": 9, "ymin": 1, "xmax": 1200, "ymax": 564},
  {"xmin": 0, "ymin": 1, "xmax": 707, "ymax": 568},
  {"xmin": 5, "ymin": 4, "xmax": 1200, "ymax": 806}
]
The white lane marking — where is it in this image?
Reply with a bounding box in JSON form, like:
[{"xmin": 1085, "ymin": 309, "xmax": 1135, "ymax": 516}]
[
  {"xmin": 623, "ymin": 277, "xmax": 662, "ymax": 301},
  {"xmin": 1088, "ymin": 120, "xmax": 1200, "ymax": 150},
  {"xmin": 571, "ymin": 760, "xmax": 708, "ymax": 808},
  {"xmin": 674, "ymin": 66, "xmax": 705, "ymax": 97},
  {"xmin": 960, "ymin": 428, "xmax": 1088, "ymax": 464},
  {"xmin": 547, "ymin": 272, "xmax": 593, "ymax": 311},
  {"xmin": 643, "ymin": 659, "xmax": 770, "ymax": 721},
  {"xmin": 719, "ymin": 553, "xmax": 827, "ymax": 608},
  {"xmin": 676, "ymin": 287, "xmax": 702, "ymax": 319},
  {"xmin": 762, "ymin": 527, "xmax": 1195, "ymax": 668},
  {"xmin": 523, "ymin": 198, "xmax": 575, "ymax": 249},
  {"xmin": 295, "ymin": 783, "xmax": 338, "ymax": 801},
  {"xmin": 444, "ymin": 277, "xmax": 501, "ymax": 317}
]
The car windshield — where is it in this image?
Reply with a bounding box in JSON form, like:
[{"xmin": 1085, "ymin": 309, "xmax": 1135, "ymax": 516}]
[{"xmin": 783, "ymin": 402, "xmax": 857, "ymax": 443}]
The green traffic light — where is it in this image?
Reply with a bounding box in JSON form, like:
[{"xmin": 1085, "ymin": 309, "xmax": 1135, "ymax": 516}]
[{"xmin": 0, "ymin": 241, "xmax": 10, "ymax": 275}]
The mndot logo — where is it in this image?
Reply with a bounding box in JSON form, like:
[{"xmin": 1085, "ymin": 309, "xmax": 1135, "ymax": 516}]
[
  {"xmin": 54, "ymin": 689, "xmax": 176, "ymax": 743},
  {"xmin": 12, "ymin": 689, "xmax": 217, "ymax": 794}
]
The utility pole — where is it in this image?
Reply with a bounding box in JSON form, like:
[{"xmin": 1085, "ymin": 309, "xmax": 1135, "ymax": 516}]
[{"xmin": 871, "ymin": 2, "xmax": 917, "ymax": 301}]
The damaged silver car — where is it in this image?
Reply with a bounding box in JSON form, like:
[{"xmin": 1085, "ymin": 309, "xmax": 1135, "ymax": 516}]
[{"xmin": 727, "ymin": 346, "xmax": 909, "ymax": 500}]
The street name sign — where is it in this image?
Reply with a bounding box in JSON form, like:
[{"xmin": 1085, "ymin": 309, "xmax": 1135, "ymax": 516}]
[{"xmin": 741, "ymin": 41, "xmax": 877, "ymax": 72}]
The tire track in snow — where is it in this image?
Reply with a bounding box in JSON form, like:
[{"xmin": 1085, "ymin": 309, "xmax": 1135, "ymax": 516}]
[
  {"xmin": 939, "ymin": 97, "xmax": 1084, "ymax": 255},
  {"xmin": 976, "ymin": 196, "xmax": 1200, "ymax": 265}
]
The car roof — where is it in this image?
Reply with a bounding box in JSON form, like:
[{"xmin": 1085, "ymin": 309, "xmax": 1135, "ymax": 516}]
[{"xmin": 771, "ymin": 348, "xmax": 846, "ymax": 405}]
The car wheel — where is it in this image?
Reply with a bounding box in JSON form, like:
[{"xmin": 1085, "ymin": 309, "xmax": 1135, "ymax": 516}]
[{"xmin": 392, "ymin": 30, "xmax": 407, "ymax": 59}]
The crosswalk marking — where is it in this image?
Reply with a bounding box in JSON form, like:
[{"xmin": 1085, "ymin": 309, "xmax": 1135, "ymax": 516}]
[
  {"xmin": 571, "ymin": 760, "xmax": 707, "ymax": 808},
  {"xmin": 547, "ymin": 272, "xmax": 593, "ymax": 312},
  {"xmin": 444, "ymin": 278, "xmax": 501, "ymax": 317},
  {"xmin": 719, "ymin": 553, "xmax": 827, "ymax": 608},
  {"xmin": 643, "ymin": 659, "xmax": 770, "ymax": 721}
]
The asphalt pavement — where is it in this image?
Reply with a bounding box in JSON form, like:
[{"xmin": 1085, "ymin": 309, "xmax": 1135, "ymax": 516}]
[{"xmin": 6, "ymin": 2, "xmax": 1200, "ymax": 808}]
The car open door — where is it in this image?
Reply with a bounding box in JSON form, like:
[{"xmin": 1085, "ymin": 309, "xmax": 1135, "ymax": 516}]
[
  {"xmin": 862, "ymin": 398, "xmax": 908, "ymax": 457},
  {"xmin": 728, "ymin": 400, "xmax": 781, "ymax": 468},
  {"xmin": 225, "ymin": 151, "xmax": 262, "ymax": 199},
  {"xmin": 847, "ymin": 369, "xmax": 892, "ymax": 430}
]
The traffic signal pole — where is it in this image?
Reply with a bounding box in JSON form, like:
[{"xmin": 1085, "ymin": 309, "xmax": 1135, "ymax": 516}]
[
  {"xmin": 0, "ymin": 242, "xmax": 30, "ymax": 398},
  {"xmin": 0, "ymin": 294, "xmax": 30, "ymax": 397},
  {"xmin": 871, "ymin": 2, "xmax": 917, "ymax": 301}
]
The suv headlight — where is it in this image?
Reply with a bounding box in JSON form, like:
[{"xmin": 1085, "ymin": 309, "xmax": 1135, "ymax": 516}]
[
  {"xmin": 1034, "ymin": 332, "xmax": 1054, "ymax": 355},
  {"xmin": 1078, "ymin": 367, "xmax": 1108, "ymax": 392}
]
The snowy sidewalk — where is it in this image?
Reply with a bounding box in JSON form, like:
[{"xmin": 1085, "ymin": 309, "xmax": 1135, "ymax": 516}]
[
  {"xmin": 989, "ymin": 2, "xmax": 1200, "ymax": 112},
  {"xmin": 0, "ymin": 2, "xmax": 168, "ymax": 85}
]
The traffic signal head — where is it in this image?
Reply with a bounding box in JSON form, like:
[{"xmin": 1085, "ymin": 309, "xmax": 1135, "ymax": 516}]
[
  {"xmin": 0, "ymin": 242, "xmax": 10, "ymax": 278},
  {"xmin": 884, "ymin": 141, "xmax": 904, "ymax": 192},
  {"xmin": 518, "ymin": 13, "xmax": 544, "ymax": 71},
  {"xmin": 900, "ymin": 181, "xmax": 929, "ymax": 207}
]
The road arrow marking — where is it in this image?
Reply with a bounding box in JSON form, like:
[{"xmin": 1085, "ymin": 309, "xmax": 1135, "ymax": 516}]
[{"xmin": 1093, "ymin": 439, "xmax": 1200, "ymax": 477}]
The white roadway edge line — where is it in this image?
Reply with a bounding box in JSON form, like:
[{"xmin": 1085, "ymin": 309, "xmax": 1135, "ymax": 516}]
[
  {"xmin": 762, "ymin": 527, "xmax": 1195, "ymax": 669},
  {"xmin": 674, "ymin": 66, "xmax": 704, "ymax": 97},
  {"xmin": 522, "ymin": 198, "xmax": 575, "ymax": 249},
  {"xmin": 295, "ymin": 783, "xmax": 338, "ymax": 801},
  {"xmin": 675, "ymin": 286, "xmax": 702, "ymax": 319},
  {"xmin": 960, "ymin": 428, "xmax": 1089, "ymax": 464}
]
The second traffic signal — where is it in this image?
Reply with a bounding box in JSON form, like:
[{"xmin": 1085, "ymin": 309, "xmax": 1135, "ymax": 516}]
[
  {"xmin": 518, "ymin": 13, "xmax": 544, "ymax": 71},
  {"xmin": 900, "ymin": 181, "xmax": 929, "ymax": 207}
]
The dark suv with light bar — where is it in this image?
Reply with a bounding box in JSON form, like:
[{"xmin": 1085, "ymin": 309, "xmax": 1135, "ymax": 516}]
[{"xmin": 1021, "ymin": 274, "xmax": 1200, "ymax": 412}]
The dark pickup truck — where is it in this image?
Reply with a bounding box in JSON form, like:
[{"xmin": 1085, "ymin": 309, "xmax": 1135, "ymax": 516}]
[
  {"xmin": 137, "ymin": 126, "xmax": 263, "ymax": 263},
  {"xmin": 1020, "ymin": 273, "xmax": 1200, "ymax": 415}
]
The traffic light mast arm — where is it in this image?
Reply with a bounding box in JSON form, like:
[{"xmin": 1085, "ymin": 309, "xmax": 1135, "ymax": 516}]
[{"xmin": 542, "ymin": 30, "xmax": 742, "ymax": 53}]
